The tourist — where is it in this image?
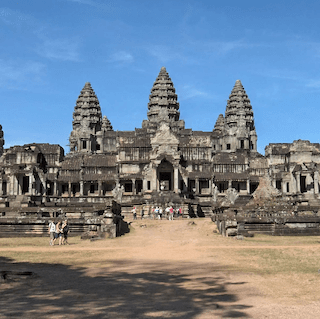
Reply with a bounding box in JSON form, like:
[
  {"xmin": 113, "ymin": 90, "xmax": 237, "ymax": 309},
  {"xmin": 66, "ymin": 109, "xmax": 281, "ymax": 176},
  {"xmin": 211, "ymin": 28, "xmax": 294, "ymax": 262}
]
[
  {"xmin": 132, "ymin": 207, "xmax": 137, "ymax": 220},
  {"xmin": 48, "ymin": 220, "xmax": 56, "ymax": 246},
  {"xmin": 61, "ymin": 220, "xmax": 69, "ymax": 245},
  {"xmin": 165, "ymin": 206, "xmax": 170, "ymax": 218},
  {"xmin": 53, "ymin": 221, "xmax": 63, "ymax": 245},
  {"xmin": 159, "ymin": 207, "xmax": 163, "ymax": 220},
  {"xmin": 169, "ymin": 206, "xmax": 174, "ymax": 220},
  {"xmin": 141, "ymin": 206, "xmax": 144, "ymax": 219},
  {"xmin": 155, "ymin": 206, "xmax": 159, "ymax": 219},
  {"xmin": 178, "ymin": 207, "xmax": 182, "ymax": 218}
]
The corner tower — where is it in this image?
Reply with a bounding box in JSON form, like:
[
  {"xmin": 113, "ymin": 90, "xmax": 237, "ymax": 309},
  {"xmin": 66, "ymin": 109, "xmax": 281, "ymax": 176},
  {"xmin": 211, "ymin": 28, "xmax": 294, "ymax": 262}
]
[
  {"xmin": 142, "ymin": 67, "xmax": 184, "ymax": 132},
  {"xmin": 69, "ymin": 82, "xmax": 103, "ymax": 154},
  {"xmin": 222, "ymin": 80, "xmax": 257, "ymax": 151}
]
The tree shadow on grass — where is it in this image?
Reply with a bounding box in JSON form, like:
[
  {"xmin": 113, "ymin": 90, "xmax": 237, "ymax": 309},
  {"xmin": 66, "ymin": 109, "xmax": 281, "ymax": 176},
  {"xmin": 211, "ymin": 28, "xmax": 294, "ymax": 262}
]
[{"xmin": 0, "ymin": 257, "xmax": 252, "ymax": 318}]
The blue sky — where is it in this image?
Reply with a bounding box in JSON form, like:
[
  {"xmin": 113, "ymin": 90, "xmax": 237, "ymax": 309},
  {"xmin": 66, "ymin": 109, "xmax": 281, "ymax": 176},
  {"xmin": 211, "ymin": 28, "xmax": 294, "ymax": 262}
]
[{"xmin": 1, "ymin": 0, "xmax": 320, "ymax": 154}]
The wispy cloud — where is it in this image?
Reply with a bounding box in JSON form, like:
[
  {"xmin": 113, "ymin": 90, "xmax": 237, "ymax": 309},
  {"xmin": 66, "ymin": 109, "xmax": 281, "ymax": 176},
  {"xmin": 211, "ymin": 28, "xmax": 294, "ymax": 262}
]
[
  {"xmin": 107, "ymin": 51, "xmax": 134, "ymax": 64},
  {"xmin": 36, "ymin": 37, "xmax": 81, "ymax": 62},
  {"xmin": 306, "ymin": 80, "xmax": 320, "ymax": 89},
  {"xmin": 0, "ymin": 7, "xmax": 82, "ymax": 62},
  {"xmin": 0, "ymin": 7, "xmax": 34, "ymax": 27},
  {"xmin": 179, "ymin": 85, "xmax": 212, "ymax": 101},
  {"xmin": 0, "ymin": 59, "xmax": 46, "ymax": 89}
]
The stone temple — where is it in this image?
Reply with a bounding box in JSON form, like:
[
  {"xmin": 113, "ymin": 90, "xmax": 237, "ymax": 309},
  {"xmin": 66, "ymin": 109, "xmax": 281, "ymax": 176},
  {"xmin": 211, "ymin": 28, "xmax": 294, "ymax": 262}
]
[{"xmin": 1, "ymin": 67, "xmax": 320, "ymax": 236}]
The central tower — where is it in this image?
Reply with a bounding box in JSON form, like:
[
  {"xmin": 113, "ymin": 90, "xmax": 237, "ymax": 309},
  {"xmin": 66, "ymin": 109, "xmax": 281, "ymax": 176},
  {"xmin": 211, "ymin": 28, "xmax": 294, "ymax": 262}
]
[{"xmin": 142, "ymin": 67, "xmax": 184, "ymax": 132}]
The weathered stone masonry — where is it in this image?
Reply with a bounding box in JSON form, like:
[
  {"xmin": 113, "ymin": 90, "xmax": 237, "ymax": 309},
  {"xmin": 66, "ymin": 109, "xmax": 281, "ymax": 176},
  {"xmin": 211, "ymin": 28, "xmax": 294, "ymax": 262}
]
[{"xmin": 0, "ymin": 67, "xmax": 320, "ymax": 236}]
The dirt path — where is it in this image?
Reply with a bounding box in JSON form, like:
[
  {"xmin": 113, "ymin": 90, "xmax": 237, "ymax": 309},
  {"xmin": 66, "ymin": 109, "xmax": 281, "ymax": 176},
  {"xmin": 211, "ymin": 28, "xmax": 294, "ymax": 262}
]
[{"xmin": 1, "ymin": 219, "xmax": 319, "ymax": 318}]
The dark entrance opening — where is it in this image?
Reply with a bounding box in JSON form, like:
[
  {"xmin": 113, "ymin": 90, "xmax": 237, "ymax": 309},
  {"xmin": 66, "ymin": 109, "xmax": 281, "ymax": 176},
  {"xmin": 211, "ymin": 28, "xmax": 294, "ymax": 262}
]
[
  {"xmin": 158, "ymin": 159, "xmax": 173, "ymax": 191},
  {"xmin": 22, "ymin": 176, "xmax": 29, "ymax": 194},
  {"xmin": 159, "ymin": 172, "xmax": 172, "ymax": 191},
  {"xmin": 300, "ymin": 175, "xmax": 307, "ymax": 193}
]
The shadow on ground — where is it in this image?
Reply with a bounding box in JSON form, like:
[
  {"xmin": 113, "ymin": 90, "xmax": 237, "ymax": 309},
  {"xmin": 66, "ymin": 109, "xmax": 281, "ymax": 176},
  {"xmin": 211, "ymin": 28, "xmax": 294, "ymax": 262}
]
[{"xmin": 0, "ymin": 257, "xmax": 252, "ymax": 318}]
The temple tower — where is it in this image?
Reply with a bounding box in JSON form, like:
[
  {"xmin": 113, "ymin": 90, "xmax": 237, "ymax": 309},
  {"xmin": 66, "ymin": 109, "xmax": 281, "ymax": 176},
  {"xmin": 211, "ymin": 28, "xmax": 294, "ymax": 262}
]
[
  {"xmin": 69, "ymin": 82, "xmax": 103, "ymax": 153},
  {"xmin": 0, "ymin": 125, "xmax": 4, "ymax": 157},
  {"xmin": 142, "ymin": 67, "xmax": 184, "ymax": 132},
  {"xmin": 101, "ymin": 115, "xmax": 113, "ymax": 131},
  {"xmin": 222, "ymin": 80, "xmax": 257, "ymax": 151}
]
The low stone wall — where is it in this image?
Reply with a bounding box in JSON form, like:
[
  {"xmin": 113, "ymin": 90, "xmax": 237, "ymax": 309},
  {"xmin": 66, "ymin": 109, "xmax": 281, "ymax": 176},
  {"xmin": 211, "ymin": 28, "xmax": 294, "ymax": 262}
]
[{"xmin": 213, "ymin": 210, "xmax": 320, "ymax": 236}]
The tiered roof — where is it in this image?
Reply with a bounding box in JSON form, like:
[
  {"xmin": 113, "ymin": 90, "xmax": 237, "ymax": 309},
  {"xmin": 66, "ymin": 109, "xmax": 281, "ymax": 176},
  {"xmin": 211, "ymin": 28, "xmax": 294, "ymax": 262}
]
[
  {"xmin": 147, "ymin": 67, "xmax": 180, "ymax": 123},
  {"xmin": 72, "ymin": 82, "xmax": 102, "ymax": 132},
  {"xmin": 225, "ymin": 80, "xmax": 255, "ymax": 131},
  {"xmin": 102, "ymin": 115, "xmax": 113, "ymax": 131}
]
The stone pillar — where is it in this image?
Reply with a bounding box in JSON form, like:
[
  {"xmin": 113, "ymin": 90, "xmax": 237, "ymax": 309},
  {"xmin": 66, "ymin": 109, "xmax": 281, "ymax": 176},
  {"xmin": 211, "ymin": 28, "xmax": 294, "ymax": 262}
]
[
  {"xmin": 152, "ymin": 167, "xmax": 157, "ymax": 191},
  {"xmin": 195, "ymin": 178, "xmax": 199, "ymax": 194},
  {"xmin": 228, "ymin": 180, "xmax": 232, "ymax": 189},
  {"xmin": 174, "ymin": 167, "xmax": 179, "ymax": 193},
  {"xmin": 80, "ymin": 181, "xmax": 84, "ymax": 196},
  {"xmin": 296, "ymin": 172, "xmax": 301, "ymax": 193},
  {"xmin": 28, "ymin": 175, "xmax": 32, "ymax": 195},
  {"xmin": 246, "ymin": 179, "xmax": 250, "ymax": 194},
  {"xmin": 314, "ymin": 172, "xmax": 319, "ymax": 194},
  {"xmin": 0, "ymin": 180, "xmax": 2, "ymax": 196},
  {"xmin": 132, "ymin": 179, "xmax": 136, "ymax": 195},
  {"xmin": 282, "ymin": 181, "xmax": 286, "ymax": 194},
  {"xmin": 54, "ymin": 181, "xmax": 58, "ymax": 196},
  {"xmin": 143, "ymin": 179, "xmax": 147, "ymax": 191},
  {"xmin": 98, "ymin": 181, "xmax": 102, "ymax": 196},
  {"xmin": 68, "ymin": 182, "xmax": 71, "ymax": 197},
  {"xmin": 209, "ymin": 179, "xmax": 212, "ymax": 195},
  {"xmin": 9, "ymin": 176, "xmax": 13, "ymax": 195}
]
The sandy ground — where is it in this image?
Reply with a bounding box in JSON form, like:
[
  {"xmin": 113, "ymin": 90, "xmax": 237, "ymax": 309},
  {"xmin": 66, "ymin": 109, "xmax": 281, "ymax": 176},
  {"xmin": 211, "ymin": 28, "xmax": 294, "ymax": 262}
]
[{"xmin": 1, "ymin": 218, "xmax": 320, "ymax": 318}]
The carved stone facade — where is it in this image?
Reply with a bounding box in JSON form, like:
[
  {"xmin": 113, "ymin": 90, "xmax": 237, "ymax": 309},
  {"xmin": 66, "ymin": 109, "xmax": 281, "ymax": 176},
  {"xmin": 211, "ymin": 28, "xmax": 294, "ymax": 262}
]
[{"xmin": 0, "ymin": 67, "xmax": 320, "ymax": 219}]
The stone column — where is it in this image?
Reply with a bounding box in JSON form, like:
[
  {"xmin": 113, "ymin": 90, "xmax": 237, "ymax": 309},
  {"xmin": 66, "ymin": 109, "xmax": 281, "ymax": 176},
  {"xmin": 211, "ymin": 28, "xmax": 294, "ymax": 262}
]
[
  {"xmin": 209, "ymin": 179, "xmax": 212, "ymax": 195},
  {"xmin": 9, "ymin": 176, "xmax": 13, "ymax": 195},
  {"xmin": 0, "ymin": 180, "xmax": 2, "ymax": 196},
  {"xmin": 68, "ymin": 182, "xmax": 71, "ymax": 197},
  {"xmin": 314, "ymin": 171, "xmax": 319, "ymax": 194},
  {"xmin": 246, "ymin": 179, "xmax": 250, "ymax": 194},
  {"xmin": 296, "ymin": 172, "xmax": 301, "ymax": 193},
  {"xmin": 174, "ymin": 167, "xmax": 179, "ymax": 193},
  {"xmin": 228, "ymin": 180, "xmax": 232, "ymax": 189},
  {"xmin": 54, "ymin": 181, "xmax": 58, "ymax": 196},
  {"xmin": 152, "ymin": 166, "xmax": 157, "ymax": 191},
  {"xmin": 282, "ymin": 181, "xmax": 286, "ymax": 194},
  {"xmin": 28, "ymin": 175, "xmax": 32, "ymax": 195},
  {"xmin": 80, "ymin": 181, "xmax": 84, "ymax": 196},
  {"xmin": 132, "ymin": 179, "xmax": 136, "ymax": 195},
  {"xmin": 195, "ymin": 178, "xmax": 199, "ymax": 194},
  {"xmin": 98, "ymin": 181, "xmax": 102, "ymax": 196},
  {"xmin": 143, "ymin": 179, "xmax": 147, "ymax": 191}
]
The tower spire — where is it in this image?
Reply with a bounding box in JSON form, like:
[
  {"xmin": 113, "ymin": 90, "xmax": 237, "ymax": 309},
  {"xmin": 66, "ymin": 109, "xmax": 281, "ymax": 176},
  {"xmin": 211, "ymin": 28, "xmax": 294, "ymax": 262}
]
[
  {"xmin": 69, "ymin": 82, "xmax": 102, "ymax": 153},
  {"xmin": 223, "ymin": 80, "xmax": 257, "ymax": 151},
  {"xmin": 147, "ymin": 67, "xmax": 180, "ymax": 123}
]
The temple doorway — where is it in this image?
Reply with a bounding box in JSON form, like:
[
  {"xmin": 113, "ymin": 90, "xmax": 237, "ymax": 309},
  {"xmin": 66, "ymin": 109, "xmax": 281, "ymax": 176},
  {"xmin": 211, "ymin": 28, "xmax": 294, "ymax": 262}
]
[{"xmin": 158, "ymin": 159, "xmax": 173, "ymax": 191}]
